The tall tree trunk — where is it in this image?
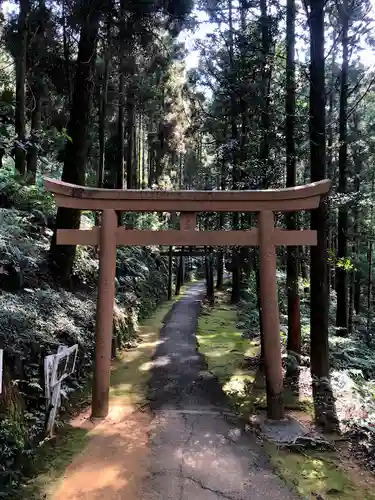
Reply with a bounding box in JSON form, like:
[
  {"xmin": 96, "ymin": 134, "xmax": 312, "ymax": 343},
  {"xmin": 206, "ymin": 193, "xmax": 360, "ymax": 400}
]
[
  {"xmin": 154, "ymin": 78, "xmax": 165, "ymax": 186},
  {"xmin": 285, "ymin": 0, "xmax": 301, "ymax": 357},
  {"xmin": 97, "ymin": 15, "xmax": 111, "ymax": 190},
  {"xmin": 228, "ymin": 0, "xmax": 240, "ymax": 303},
  {"xmin": 239, "ymin": 0, "xmax": 248, "ymax": 166},
  {"xmin": 125, "ymin": 69, "xmax": 136, "ymax": 188},
  {"xmin": 168, "ymin": 246, "xmax": 173, "ymax": 300},
  {"xmin": 49, "ymin": 2, "xmax": 101, "ymax": 282},
  {"xmin": 148, "ymin": 120, "xmax": 154, "ymax": 188},
  {"xmin": 259, "ymin": 0, "xmax": 272, "ymax": 185},
  {"xmin": 367, "ymin": 239, "xmax": 373, "ymax": 343},
  {"xmin": 216, "ymin": 250, "xmax": 224, "ymax": 289},
  {"xmin": 116, "ymin": 1, "xmax": 126, "ymax": 227},
  {"xmin": 348, "ymin": 266, "xmax": 354, "ymax": 335},
  {"xmin": 179, "ymin": 151, "xmax": 183, "ymax": 188},
  {"xmin": 117, "ymin": 74, "xmax": 125, "ymax": 189},
  {"xmin": 352, "ymin": 113, "xmax": 361, "ymax": 317},
  {"xmin": 327, "ymin": 57, "xmax": 335, "ymax": 181},
  {"xmin": 327, "ymin": 55, "xmax": 336, "ymax": 295},
  {"xmin": 141, "ymin": 116, "xmax": 146, "ymax": 187},
  {"xmin": 330, "ymin": 231, "xmax": 337, "ymax": 291},
  {"xmin": 26, "ymin": 0, "xmax": 46, "ymax": 184},
  {"xmin": 15, "ymin": 0, "xmax": 29, "ymax": 175},
  {"xmin": 26, "ymin": 91, "xmax": 41, "ymax": 184},
  {"xmin": 206, "ymin": 255, "xmax": 215, "ymax": 305},
  {"xmin": 62, "ymin": 0, "xmax": 72, "ymax": 107},
  {"xmin": 366, "ymin": 173, "xmax": 374, "ymax": 343},
  {"xmin": 354, "ymin": 258, "xmax": 360, "ymax": 314},
  {"xmin": 175, "ymin": 255, "xmax": 183, "ymax": 295},
  {"xmin": 309, "ymin": 0, "xmax": 337, "ymax": 430},
  {"xmin": 137, "ymin": 114, "xmax": 142, "ymax": 188},
  {"xmin": 0, "ymin": 148, "xmax": 4, "ymax": 168},
  {"xmin": 217, "ymin": 158, "xmax": 226, "ymax": 289},
  {"xmin": 132, "ymin": 114, "xmax": 137, "ymax": 188},
  {"xmin": 336, "ymin": 0, "xmax": 349, "ymax": 334}
]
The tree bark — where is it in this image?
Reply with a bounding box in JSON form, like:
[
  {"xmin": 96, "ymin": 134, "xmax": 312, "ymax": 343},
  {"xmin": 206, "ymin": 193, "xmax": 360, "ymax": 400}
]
[
  {"xmin": 62, "ymin": 0, "xmax": 72, "ymax": 107},
  {"xmin": 327, "ymin": 55, "xmax": 336, "ymax": 295},
  {"xmin": 336, "ymin": 0, "xmax": 349, "ymax": 334},
  {"xmin": 179, "ymin": 151, "xmax": 183, "ymax": 188},
  {"xmin": 0, "ymin": 148, "xmax": 4, "ymax": 168},
  {"xmin": 49, "ymin": 1, "xmax": 102, "ymax": 282},
  {"xmin": 352, "ymin": 113, "xmax": 361, "ymax": 317},
  {"xmin": 175, "ymin": 249, "xmax": 184, "ymax": 296},
  {"xmin": 26, "ymin": 91, "xmax": 41, "ymax": 184},
  {"xmin": 216, "ymin": 250, "xmax": 224, "ymax": 289},
  {"xmin": 285, "ymin": 0, "xmax": 301, "ymax": 357},
  {"xmin": 125, "ymin": 70, "xmax": 136, "ymax": 188},
  {"xmin": 216, "ymin": 158, "xmax": 226, "ymax": 289},
  {"xmin": 26, "ymin": 0, "xmax": 46, "ymax": 184},
  {"xmin": 367, "ymin": 239, "xmax": 372, "ymax": 344},
  {"xmin": 97, "ymin": 14, "xmax": 111, "ymax": 191},
  {"xmin": 228, "ymin": 0, "xmax": 240, "ymax": 303},
  {"xmin": 15, "ymin": 0, "xmax": 29, "ymax": 175},
  {"xmin": 366, "ymin": 173, "xmax": 374, "ymax": 343},
  {"xmin": 206, "ymin": 255, "xmax": 215, "ymax": 305},
  {"xmin": 259, "ymin": 0, "xmax": 272, "ymax": 183},
  {"xmin": 137, "ymin": 114, "xmax": 141, "ymax": 188},
  {"xmin": 141, "ymin": 116, "xmax": 146, "ymax": 187},
  {"xmin": 309, "ymin": 0, "xmax": 338, "ymax": 430},
  {"xmin": 117, "ymin": 54, "xmax": 125, "ymax": 190},
  {"xmin": 168, "ymin": 246, "xmax": 173, "ymax": 300}
]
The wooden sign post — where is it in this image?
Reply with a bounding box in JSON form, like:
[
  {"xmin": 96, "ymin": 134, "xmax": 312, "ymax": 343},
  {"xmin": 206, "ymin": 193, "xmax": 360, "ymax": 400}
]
[{"xmin": 45, "ymin": 178, "xmax": 331, "ymax": 420}]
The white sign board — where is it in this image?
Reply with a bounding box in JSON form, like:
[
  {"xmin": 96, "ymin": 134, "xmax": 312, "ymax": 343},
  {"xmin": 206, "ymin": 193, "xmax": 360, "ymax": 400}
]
[
  {"xmin": 0, "ymin": 349, "xmax": 3, "ymax": 395},
  {"xmin": 44, "ymin": 344, "xmax": 78, "ymax": 434},
  {"xmin": 51, "ymin": 344, "xmax": 78, "ymax": 387}
]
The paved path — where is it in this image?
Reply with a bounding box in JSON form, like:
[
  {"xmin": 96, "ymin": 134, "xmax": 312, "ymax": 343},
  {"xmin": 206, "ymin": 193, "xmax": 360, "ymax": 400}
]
[{"xmin": 138, "ymin": 283, "xmax": 298, "ymax": 500}]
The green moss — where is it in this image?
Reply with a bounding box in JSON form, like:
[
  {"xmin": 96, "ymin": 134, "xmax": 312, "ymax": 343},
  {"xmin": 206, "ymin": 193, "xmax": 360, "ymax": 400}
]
[
  {"xmin": 197, "ymin": 300, "xmax": 260, "ymax": 413},
  {"xmin": 197, "ymin": 293, "xmax": 375, "ymax": 500},
  {"xmin": 267, "ymin": 445, "xmax": 375, "ymax": 500},
  {"xmin": 20, "ymin": 427, "xmax": 90, "ymax": 500},
  {"xmin": 198, "ymin": 297, "xmax": 317, "ymax": 415},
  {"xmin": 109, "ymin": 298, "xmax": 177, "ymax": 404}
]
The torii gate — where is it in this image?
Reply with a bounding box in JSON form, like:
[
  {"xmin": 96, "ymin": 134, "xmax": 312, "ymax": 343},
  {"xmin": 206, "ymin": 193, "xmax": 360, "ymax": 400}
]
[{"xmin": 44, "ymin": 178, "xmax": 331, "ymax": 421}]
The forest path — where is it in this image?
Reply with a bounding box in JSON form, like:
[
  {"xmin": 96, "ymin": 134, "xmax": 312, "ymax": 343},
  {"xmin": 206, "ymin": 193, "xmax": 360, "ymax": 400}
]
[
  {"xmin": 52, "ymin": 283, "xmax": 297, "ymax": 500},
  {"xmin": 137, "ymin": 282, "xmax": 297, "ymax": 500}
]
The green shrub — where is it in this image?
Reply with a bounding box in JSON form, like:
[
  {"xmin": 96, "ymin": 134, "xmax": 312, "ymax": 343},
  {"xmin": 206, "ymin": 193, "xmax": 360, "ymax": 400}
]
[
  {"xmin": 0, "ymin": 199, "xmax": 172, "ymax": 496},
  {"xmin": 0, "ymin": 165, "xmax": 55, "ymax": 217}
]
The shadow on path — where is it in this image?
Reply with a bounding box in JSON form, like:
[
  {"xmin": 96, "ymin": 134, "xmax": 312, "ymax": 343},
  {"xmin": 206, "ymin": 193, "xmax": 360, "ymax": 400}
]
[{"xmin": 140, "ymin": 283, "xmax": 298, "ymax": 500}]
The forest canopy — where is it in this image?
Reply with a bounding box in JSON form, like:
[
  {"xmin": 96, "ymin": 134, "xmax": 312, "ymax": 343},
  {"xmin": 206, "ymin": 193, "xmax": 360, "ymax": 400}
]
[{"xmin": 2, "ymin": 0, "xmax": 375, "ymax": 496}]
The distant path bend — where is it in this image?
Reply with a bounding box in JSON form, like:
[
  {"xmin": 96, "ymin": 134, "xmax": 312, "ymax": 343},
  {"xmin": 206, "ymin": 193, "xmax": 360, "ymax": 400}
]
[{"xmin": 139, "ymin": 282, "xmax": 298, "ymax": 500}]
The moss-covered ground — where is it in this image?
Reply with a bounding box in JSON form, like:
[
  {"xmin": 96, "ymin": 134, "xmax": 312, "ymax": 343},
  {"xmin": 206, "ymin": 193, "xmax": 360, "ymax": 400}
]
[{"xmin": 197, "ymin": 290, "xmax": 375, "ymax": 500}]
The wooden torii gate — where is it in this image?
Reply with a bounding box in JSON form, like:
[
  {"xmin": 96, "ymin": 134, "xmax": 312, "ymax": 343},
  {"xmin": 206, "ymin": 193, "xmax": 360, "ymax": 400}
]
[{"xmin": 44, "ymin": 178, "xmax": 331, "ymax": 421}]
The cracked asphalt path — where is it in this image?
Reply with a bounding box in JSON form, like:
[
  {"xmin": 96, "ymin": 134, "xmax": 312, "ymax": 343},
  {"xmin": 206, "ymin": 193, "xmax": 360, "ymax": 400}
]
[{"xmin": 138, "ymin": 283, "xmax": 298, "ymax": 500}]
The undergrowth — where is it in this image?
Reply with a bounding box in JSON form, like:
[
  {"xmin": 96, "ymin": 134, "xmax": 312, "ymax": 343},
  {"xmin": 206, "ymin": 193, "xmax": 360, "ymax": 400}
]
[
  {"xmin": 197, "ymin": 280, "xmax": 375, "ymax": 499},
  {"xmin": 19, "ymin": 298, "xmax": 175, "ymax": 500},
  {"xmin": 0, "ymin": 167, "xmax": 173, "ymax": 498}
]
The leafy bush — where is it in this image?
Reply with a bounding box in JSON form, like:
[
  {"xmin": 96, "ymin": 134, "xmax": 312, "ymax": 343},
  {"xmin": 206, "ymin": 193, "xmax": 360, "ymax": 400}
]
[
  {"xmin": 0, "ymin": 165, "xmax": 55, "ymax": 217},
  {"xmin": 0, "ymin": 191, "xmax": 171, "ymax": 496},
  {"xmin": 0, "ymin": 418, "xmax": 27, "ymax": 493}
]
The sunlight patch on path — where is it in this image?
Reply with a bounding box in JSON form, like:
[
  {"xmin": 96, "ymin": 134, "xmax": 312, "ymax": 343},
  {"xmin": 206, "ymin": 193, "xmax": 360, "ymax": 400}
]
[{"xmin": 25, "ymin": 298, "xmax": 177, "ymax": 500}]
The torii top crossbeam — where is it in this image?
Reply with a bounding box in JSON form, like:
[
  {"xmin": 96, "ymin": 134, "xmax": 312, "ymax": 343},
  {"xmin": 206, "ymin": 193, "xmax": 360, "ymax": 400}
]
[
  {"xmin": 45, "ymin": 178, "xmax": 330, "ymax": 212},
  {"xmin": 45, "ymin": 178, "xmax": 331, "ymax": 248},
  {"xmin": 45, "ymin": 177, "xmax": 331, "ymax": 422}
]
